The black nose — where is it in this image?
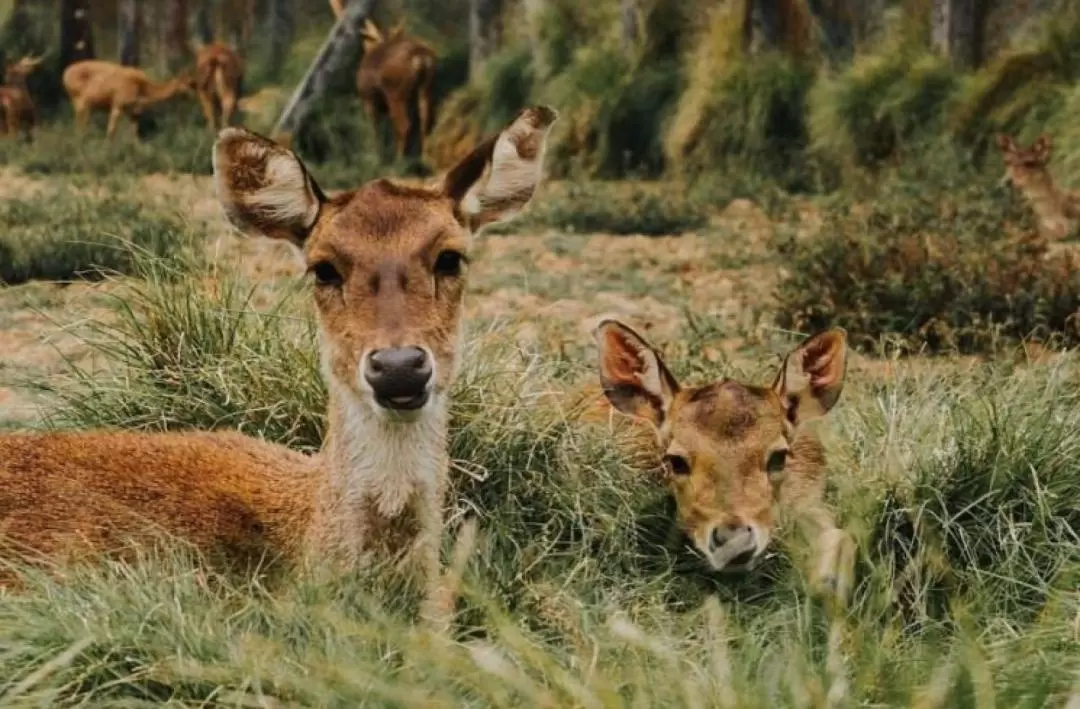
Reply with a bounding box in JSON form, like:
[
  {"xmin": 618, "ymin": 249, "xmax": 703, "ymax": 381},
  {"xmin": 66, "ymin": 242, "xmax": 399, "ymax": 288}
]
[
  {"xmin": 709, "ymin": 523, "xmax": 752, "ymax": 551},
  {"xmin": 364, "ymin": 347, "xmax": 433, "ymax": 410}
]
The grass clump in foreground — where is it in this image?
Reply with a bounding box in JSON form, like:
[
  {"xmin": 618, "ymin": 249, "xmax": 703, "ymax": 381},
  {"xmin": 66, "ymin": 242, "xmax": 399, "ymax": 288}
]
[
  {"xmin": 0, "ymin": 190, "xmax": 194, "ymax": 285},
  {"xmin": 2, "ymin": 253, "xmax": 1076, "ymax": 705}
]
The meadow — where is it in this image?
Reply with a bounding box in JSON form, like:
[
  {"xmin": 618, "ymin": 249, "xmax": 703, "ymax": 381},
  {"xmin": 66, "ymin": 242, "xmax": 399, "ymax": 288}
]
[{"xmin": 1, "ymin": 0, "xmax": 1080, "ymax": 706}]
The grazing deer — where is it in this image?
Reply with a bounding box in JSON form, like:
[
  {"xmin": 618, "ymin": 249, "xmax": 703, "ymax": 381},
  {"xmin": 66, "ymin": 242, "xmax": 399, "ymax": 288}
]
[
  {"xmin": 997, "ymin": 133, "xmax": 1080, "ymax": 241},
  {"xmin": 594, "ymin": 320, "xmax": 855, "ymax": 600},
  {"xmin": 61, "ymin": 59, "xmax": 196, "ymax": 139},
  {"xmin": 332, "ymin": 5, "xmax": 436, "ymax": 160},
  {"xmin": 194, "ymin": 42, "xmax": 244, "ymax": 132},
  {"xmin": 0, "ymin": 105, "xmax": 558, "ymax": 625},
  {"xmin": 0, "ymin": 55, "xmax": 44, "ymax": 139}
]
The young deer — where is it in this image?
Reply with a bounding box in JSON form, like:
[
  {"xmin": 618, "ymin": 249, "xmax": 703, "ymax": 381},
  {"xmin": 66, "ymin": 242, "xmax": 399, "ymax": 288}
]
[
  {"xmin": 997, "ymin": 133, "xmax": 1080, "ymax": 241},
  {"xmin": 0, "ymin": 55, "xmax": 44, "ymax": 139},
  {"xmin": 594, "ymin": 320, "xmax": 854, "ymax": 600},
  {"xmin": 0, "ymin": 105, "xmax": 558, "ymax": 623},
  {"xmin": 194, "ymin": 42, "xmax": 243, "ymax": 132},
  {"xmin": 62, "ymin": 59, "xmax": 197, "ymax": 139}
]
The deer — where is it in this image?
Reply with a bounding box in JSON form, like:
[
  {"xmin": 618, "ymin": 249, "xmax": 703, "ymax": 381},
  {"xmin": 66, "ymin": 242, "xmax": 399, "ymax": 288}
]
[
  {"xmin": 0, "ymin": 54, "xmax": 44, "ymax": 139},
  {"xmin": 997, "ymin": 133, "xmax": 1080, "ymax": 241},
  {"xmin": 61, "ymin": 59, "xmax": 196, "ymax": 139},
  {"xmin": 593, "ymin": 319, "xmax": 855, "ymax": 602},
  {"xmin": 0, "ymin": 105, "xmax": 559, "ymax": 627},
  {"xmin": 194, "ymin": 41, "xmax": 244, "ymax": 132},
  {"xmin": 331, "ymin": 3, "xmax": 437, "ymax": 161}
]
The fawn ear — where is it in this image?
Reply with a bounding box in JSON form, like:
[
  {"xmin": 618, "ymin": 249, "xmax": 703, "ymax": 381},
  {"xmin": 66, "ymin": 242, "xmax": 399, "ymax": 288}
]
[
  {"xmin": 996, "ymin": 133, "xmax": 1018, "ymax": 153},
  {"xmin": 773, "ymin": 328, "xmax": 847, "ymax": 426},
  {"xmin": 594, "ymin": 319, "xmax": 680, "ymax": 427},
  {"xmin": 1032, "ymin": 133, "xmax": 1053, "ymax": 161},
  {"xmin": 442, "ymin": 105, "xmax": 558, "ymax": 232},
  {"xmin": 212, "ymin": 127, "xmax": 326, "ymax": 249}
]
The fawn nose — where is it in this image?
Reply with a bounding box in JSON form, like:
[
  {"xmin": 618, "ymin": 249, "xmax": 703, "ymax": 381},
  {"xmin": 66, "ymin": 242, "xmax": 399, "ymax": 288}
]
[
  {"xmin": 706, "ymin": 523, "xmax": 758, "ymax": 571},
  {"xmin": 364, "ymin": 347, "xmax": 433, "ymax": 410}
]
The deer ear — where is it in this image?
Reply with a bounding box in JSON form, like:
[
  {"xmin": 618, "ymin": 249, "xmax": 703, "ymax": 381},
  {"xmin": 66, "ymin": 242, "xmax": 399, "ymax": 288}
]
[
  {"xmin": 996, "ymin": 133, "xmax": 1017, "ymax": 153},
  {"xmin": 594, "ymin": 319, "xmax": 680, "ymax": 427},
  {"xmin": 772, "ymin": 328, "xmax": 847, "ymax": 426},
  {"xmin": 212, "ymin": 127, "xmax": 326, "ymax": 249},
  {"xmin": 442, "ymin": 105, "xmax": 558, "ymax": 232},
  {"xmin": 1032, "ymin": 133, "xmax": 1053, "ymax": 160}
]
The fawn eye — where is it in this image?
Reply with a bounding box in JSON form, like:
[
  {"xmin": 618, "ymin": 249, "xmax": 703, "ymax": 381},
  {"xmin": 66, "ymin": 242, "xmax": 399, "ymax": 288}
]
[
  {"xmin": 765, "ymin": 449, "xmax": 788, "ymax": 476},
  {"xmin": 433, "ymin": 250, "xmax": 466, "ymax": 277},
  {"xmin": 663, "ymin": 454, "xmax": 691, "ymax": 476},
  {"xmin": 311, "ymin": 261, "xmax": 342, "ymax": 287}
]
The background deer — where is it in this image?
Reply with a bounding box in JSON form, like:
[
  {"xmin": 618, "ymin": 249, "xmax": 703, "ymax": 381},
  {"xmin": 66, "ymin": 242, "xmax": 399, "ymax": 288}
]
[
  {"xmin": 0, "ymin": 105, "xmax": 558, "ymax": 624},
  {"xmin": 61, "ymin": 59, "xmax": 196, "ymax": 139},
  {"xmin": 594, "ymin": 319, "xmax": 854, "ymax": 600},
  {"xmin": 0, "ymin": 55, "xmax": 44, "ymax": 139},
  {"xmin": 194, "ymin": 41, "xmax": 244, "ymax": 132},
  {"xmin": 997, "ymin": 133, "xmax": 1080, "ymax": 241}
]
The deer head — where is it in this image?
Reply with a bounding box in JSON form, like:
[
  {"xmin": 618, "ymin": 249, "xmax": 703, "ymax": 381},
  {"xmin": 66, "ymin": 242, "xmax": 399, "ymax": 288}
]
[
  {"xmin": 595, "ymin": 320, "xmax": 847, "ymax": 572},
  {"xmin": 214, "ymin": 105, "xmax": 558, "ymax": 422},
  {"xmin": 997, "ymin": 132, "xmax": 1054, "ymax": 191},
  {"xmin": 4, "ymin": 54, "xmax": 44, "ymax": 84}
]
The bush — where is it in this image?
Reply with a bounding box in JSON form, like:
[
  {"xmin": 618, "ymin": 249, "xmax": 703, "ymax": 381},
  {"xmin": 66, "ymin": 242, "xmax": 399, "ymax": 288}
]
[
  {"xmin": 773, "ymin": 165, "xmax": 1080, "ymax": 353},
  {"xmin": 0, "ymin": 191, "xmax": 194, "ymax": 285}
]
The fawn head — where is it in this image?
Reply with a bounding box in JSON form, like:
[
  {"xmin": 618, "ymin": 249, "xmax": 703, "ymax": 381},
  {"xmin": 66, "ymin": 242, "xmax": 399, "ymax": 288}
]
[
  {"xmin": 997, "ymin": 133, "xmax": 1053, "ymax": 191},
  {"xmin": 4, "ymin": 55, "xmax": 44, "ymax": 84},
  {"xmin": 595, "ymin": 320, "xmax": 847, "ymax": 572},
  {"xmin": 213, "ymin": 106, "xmax": 557, "ymax": 421}
]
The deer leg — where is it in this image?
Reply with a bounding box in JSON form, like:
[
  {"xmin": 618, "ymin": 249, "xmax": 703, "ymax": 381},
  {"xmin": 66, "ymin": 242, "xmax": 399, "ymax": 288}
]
[
  {"xmin": 220, "ymin": 92, "xmax": 237, "ymax": 129},
  {"xmin": 416, "ymin": 89, "xmax": 433, "ymax": 159},
  {"xmin": 386, "ymin": 97, "xmax": 411, "ymax": 161},
  {"xmin": 197, "ymin": 91, "xmax": 217, "ymax": 132},
  {"xmin": 73, "ymin": 102, "xmax": 91, "ymax": 133},
  {"xmin": 106, "ymin": 106, "xmax": 124, "ymax": 140},
  {"xmin": 797, "ymin": 506, "xmax": 855, "ymax": 606}
]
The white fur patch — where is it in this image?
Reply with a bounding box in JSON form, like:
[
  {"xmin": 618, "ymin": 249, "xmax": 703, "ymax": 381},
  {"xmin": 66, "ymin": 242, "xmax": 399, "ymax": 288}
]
[{"xmin": 241, "ymin": 153, "xmax": 319, "ymax": 230}]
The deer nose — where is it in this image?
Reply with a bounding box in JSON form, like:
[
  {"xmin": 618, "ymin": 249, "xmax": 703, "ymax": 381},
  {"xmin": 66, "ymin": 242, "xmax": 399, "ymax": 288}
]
[
  {"xmin": 364, "ymin": 347, "xmax": 433, "ymax": 410},
  {"xmin": 706, "ymin": 523, "xmax": 757, "ymax": 570}
]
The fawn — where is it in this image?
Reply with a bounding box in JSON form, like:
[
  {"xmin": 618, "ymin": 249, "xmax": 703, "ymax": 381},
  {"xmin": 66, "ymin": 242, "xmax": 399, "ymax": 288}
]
[
  {"xmin": 0, "ymin": 106, "xmax": 558, "ymax": 624},
  {"xmin": 594, "ymin": 319, "xmax": 854, "ymax": 599},
  {"xmin": 194, "ymin": 41, "xmax": 244, "ymax": 132},
  {"xmin": 997, "ymin": 132, "xmax": 1080, "ymax": 241}
]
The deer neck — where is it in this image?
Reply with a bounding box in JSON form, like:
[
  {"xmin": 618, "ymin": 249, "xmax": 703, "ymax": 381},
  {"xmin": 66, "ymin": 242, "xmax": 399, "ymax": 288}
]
[{"xmin": 143, "ymin": 79, "xmax": 184, "ymax": 105}]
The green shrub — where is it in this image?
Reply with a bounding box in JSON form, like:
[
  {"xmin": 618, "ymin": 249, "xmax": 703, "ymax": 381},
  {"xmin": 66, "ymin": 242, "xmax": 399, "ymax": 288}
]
[{"xmin": 0, "ymin": 191, "xmax": 194, "ymax": 285}]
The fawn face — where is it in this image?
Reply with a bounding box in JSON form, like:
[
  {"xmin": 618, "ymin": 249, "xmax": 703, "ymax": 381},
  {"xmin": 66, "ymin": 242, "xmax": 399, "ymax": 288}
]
[
  {"xmin": 3, "ymin": 55, "xmax": 43, "ymax": 85},
  {"xmin": 997, "ymin": 133, "xmax": 1053, "ymax": 192},
  {"xmin": 596, "ymin": 321, "xmax": 847, "ymax": 572},
  {"xmin": 213, "ymin": 106, "xmax": 557, "ymax": 421}
]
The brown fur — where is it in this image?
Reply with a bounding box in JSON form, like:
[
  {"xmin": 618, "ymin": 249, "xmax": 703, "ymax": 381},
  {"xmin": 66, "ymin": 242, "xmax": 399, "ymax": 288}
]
[
  {"xmin": 0, "ymin": 55, "xmax": 44, "ymax": 139},
  {"xmin": 61, "ymin": 59, "xmax": 197, "ymax": 139},
  {"xmin": 0, "ymin": 106, "xmax": 559, "ymax": 627},
  {"xmin": 997, "ymin": 132, "xmax": 1080, "ymax": 241},
  {"xmin": 595, "ymin": 320, "xmax": 855, "ymax": 602},
  {"xmin": 195, "ymin": 42, "xmax": 244, "ymax": 132}
]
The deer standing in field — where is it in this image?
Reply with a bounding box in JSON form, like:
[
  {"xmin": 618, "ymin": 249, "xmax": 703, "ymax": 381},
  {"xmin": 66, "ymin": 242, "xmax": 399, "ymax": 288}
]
[
  {"xmin": 61, "ymin": 59, "xmax": 196, "ymax": 139},
  {"xmin": 0, "ymin": 55, "xmax": 44, "ymax": 139},
  {"xmin": 594, "ymin": 320, "xmax": 855, "ymax": 601},
  {"xmin": 331, "ymin": 3, "xmax": 437, "ymax": 160},
  {"xmin": 997, "ymin": 133, "xmax": 1080, "ymax": 241},
  {"xmin": 194, "ymin": 41, "xmax": 244, "ymax": 132},
  {"xmin": 0, "ymin": 105, "xmax": 558, "ymax": 625}
]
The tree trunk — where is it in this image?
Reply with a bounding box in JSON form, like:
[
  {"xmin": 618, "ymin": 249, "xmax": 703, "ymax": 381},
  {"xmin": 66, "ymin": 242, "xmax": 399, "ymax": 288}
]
[
  {"xmin": 266, "ymin": 0, "xmax": 296, "ymax": 81},
  {"xmin": 164, "ymin": 0, "xmax": 191, "ymax": 73},
  {"xmin": 468, "ymin": 0, "xmax": 502, "ymax": 82},
  {"xmin": 60, "ymin": 0, "xmax": 95, "ymax": 68},
  {"xmin": 620, "ymin": 0, "xmax": 640, "ymax": 52},
  {"xmin": 118, "ymin": 0, "xmax": 141, "ymax": 66},
  {"xmin": 194, "ymin": 0, "xmax": 216, "ymax": 45},
  {"xmin": 273, "ymin": 0, "xmax": 377, "ymax": 143},
  {"xmin": 932, "ymin": 0, "xmax": 985, "ymax": 69}
]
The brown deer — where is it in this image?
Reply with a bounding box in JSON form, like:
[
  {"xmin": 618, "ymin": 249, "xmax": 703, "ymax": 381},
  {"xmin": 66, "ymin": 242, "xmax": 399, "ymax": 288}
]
[
  {"xmin": 0, "ymin": 105, "xmax": 559, "ymax": 625},
  {"xmin": 332, "ymin": 4, "xmax": 436, "ymax": 161},
  {"xmin": 0, "ymin": 55, "xmax": 44, "ymax": 139},
  {"xmin": 997, "ymin": 133, "xmax": 1080, "ymax": 241},
  {"xmin": 594, "ymin": 319, "xmax": 855, "ymax": 601},
  {"xmin": 61, "ymin": 59, "xmax": 196, "ymax": 139},
  {"xmin": 194, "ymin": 41, "xmax": 244, "ymax": 132}
]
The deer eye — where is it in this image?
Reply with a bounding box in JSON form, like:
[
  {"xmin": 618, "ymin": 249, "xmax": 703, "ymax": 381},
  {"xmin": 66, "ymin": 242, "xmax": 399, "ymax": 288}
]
[
  {"xmin": 311, "ymin": 261, "xmax": 343, "ymax": 287},
  {"xmin": 433, "ymin": 249, "xmax": 466, "ymax": 277},
  {"xmin": 765, "ymin": 449, "xmax": 788, "ymax": 477},
  {"xmin": 663, "ymin": 454, "xmax": 691, "ymax": 476}
]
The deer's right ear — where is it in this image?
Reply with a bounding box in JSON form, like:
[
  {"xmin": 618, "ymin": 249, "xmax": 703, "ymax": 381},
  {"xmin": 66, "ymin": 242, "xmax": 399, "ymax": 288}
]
[
  {"xmin": 996, "ymin": 133, "xmax": 1017, "ymax": 153},
  {"xmin": 594, "ymin": 319, "xmax": 680, "ymax": 427},
  {"xmin": 212, "ymin": 127, "xmax": 326, "ymax": 248}
]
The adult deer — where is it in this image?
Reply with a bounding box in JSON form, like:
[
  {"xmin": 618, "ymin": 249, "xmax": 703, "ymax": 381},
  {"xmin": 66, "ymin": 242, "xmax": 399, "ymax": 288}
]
[
  {"xmin": 0, "ymin": 105, "xmax": 558, "ymax": 625},
  {"xmin": 997, "ymin": 133, "xmax": 1080, "ymax": 241},
  {"xmin": 594, "ymin": 320, "xmax": 855, "ymax": 601},
  {"xmin": 62, "ymin": 59, "xmax": 196, "ymax": 139},
  {"xmin": 194, "ymin": 41, "xmax": 244, "ymax": 132},
  {"xmin": 0, "ymin": 55, "xmax": 44, "ymax": 139}
]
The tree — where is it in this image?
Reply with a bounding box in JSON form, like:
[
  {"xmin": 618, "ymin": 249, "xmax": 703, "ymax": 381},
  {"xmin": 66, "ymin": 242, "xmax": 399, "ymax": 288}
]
[
  {"xmin": 468, "ymin": 0, "xmax": 502, "ymax": 82},
  {"xmin": 266, "ymin": 0, "xmax": 296, "ymax": 81},
  {"xmin": 60, "ymin": 0, "xmax": 95, "ymax": 68},
  {"xmin": 118, "ymin": 0, "xmax": 141, "ymax": 66},
  {"xmin": 164, "ymin": 0, "xmax": 191, "ymax": 73},
  {"xmin": 931, "ymin": 0, "xmax": 986, "ymax": 69},
  {"xmin": 620, "ymin": 0, "xmax": 640, "ymax": 52},
  {"xmin": 194, "ymin": 0, "xmax": 216, "ymax": 45}
]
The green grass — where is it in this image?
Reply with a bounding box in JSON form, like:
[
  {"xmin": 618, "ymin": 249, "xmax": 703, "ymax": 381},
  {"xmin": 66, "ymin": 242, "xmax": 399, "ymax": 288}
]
[{"xmin": 1, "ymin": 252, "xmax": 1075, "ymax": 705}]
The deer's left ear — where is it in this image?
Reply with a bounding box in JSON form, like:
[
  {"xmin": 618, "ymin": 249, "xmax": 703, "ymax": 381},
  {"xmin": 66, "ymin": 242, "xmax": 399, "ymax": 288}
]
[
  {"xmin": 1032, "ymin": 133, "xmax": 1053, "ymax": 161},
  {"xmin": 442, "ymin": 105, "xmax": 558, "ymax": 232},
  {"xmin": 773, "ymin": 328, "xmax": 848, "ymax": 426}
]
